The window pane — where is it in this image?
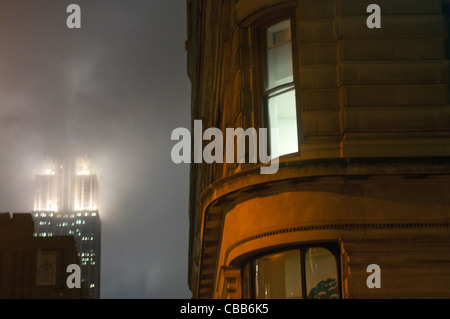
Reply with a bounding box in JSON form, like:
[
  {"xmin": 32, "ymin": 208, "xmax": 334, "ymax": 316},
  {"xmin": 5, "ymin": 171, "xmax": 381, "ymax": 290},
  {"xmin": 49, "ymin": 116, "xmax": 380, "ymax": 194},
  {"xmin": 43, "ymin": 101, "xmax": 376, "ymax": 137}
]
[
  {"xmin": 268, "ymin": 89, "xmax": 298, "ymax": 157},
  {"xmin": 266, "ymin": 20, "xmax": 293, "ymax": 90},
  {"xmin": 305, "ymin": 247, "xmax": 339, "ymax": 299},
  {"xmin": 253, "ymin": 250, "xmax": 302, "ymax": 299}
]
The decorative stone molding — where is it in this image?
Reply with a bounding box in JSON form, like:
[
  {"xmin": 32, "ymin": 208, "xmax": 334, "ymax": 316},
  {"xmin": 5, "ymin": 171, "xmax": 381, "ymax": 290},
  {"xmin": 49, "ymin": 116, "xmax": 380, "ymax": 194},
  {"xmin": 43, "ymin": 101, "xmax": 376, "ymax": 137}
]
[{"xmin": 224, "ymin": 222, "xmax": 450, "ymax": 265}]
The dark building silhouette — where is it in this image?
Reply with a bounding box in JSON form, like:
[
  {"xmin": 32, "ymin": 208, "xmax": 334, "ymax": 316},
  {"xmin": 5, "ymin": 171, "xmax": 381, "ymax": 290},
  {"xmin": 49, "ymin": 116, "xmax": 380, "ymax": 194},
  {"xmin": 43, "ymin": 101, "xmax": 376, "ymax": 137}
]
[
  {"xmin": 34, "ymin": 211, "xmax": 101, "ymax": 299},
  {"xmin": 0, "ymin": 213, "xmax": 90, "ymax": 299},
  {"xmin": 32, "ymin": 156, "xmax": 101, "ymax": 299},
  {"xmin": 187, "ymin": 0, "xmax": 450, "ymax": 298}
]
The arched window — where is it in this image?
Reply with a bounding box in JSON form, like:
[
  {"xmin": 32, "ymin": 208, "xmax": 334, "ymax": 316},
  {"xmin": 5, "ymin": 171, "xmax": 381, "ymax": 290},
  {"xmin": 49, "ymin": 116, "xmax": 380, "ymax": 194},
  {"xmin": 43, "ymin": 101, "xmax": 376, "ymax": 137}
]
[{"xmin": 242, "ymin": 245, "xmax": 340, "ymax": 299}]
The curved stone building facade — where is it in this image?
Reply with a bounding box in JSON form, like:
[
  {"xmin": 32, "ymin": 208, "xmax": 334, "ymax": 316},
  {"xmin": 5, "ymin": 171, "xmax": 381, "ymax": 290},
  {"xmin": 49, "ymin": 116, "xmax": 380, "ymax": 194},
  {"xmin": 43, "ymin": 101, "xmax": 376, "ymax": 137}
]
[{"xmin": 186, "ymin": 0, "xmax": 450, "ymax": 299}]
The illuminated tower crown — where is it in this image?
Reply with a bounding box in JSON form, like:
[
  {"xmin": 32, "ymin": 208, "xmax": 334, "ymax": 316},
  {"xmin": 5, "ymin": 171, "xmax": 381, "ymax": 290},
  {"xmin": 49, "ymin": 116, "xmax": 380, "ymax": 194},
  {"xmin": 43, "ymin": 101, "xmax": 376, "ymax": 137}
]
[{"xmin": 34, "ymin": 156, "xmax": 98, "ymax": 213}]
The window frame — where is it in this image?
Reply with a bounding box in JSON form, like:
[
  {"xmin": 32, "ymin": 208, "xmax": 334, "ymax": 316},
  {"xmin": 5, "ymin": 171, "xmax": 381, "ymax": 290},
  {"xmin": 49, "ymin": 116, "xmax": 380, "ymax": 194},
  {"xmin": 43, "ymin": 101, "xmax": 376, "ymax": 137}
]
[
  {"xmin": 241, "ymin": 243, "xmax": 342, "ymax": 299},
  {"xmin": 251, "ymin": 11, "xmax": 302, "ymax": 159}
]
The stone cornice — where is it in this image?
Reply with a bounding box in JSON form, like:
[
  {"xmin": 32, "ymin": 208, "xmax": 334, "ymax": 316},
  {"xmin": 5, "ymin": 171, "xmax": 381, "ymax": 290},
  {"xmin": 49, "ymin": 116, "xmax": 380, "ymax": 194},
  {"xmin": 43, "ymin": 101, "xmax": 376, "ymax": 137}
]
[
  {"xmin": 224, "ymin": 222, "xmax": 450, "ymax": 265},
  {"xmin": 199, "ymin": 156, "xmax": 450, "ymax": 209}
]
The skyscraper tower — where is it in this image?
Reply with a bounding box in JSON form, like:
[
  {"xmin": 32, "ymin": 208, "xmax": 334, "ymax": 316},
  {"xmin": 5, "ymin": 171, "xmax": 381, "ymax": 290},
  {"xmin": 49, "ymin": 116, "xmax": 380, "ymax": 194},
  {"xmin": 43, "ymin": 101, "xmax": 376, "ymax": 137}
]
[{"xmin": 33, "ymin": 156, "xmax": 101, "ymax": 299}]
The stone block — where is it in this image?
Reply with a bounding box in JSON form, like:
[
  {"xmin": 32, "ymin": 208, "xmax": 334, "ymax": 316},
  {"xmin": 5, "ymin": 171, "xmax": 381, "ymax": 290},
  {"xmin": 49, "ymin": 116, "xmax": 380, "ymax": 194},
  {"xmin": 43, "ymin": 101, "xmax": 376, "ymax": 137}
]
[
  {"xmin": 299, "ymin": 65, "xmax": 338, "ymax": 89},
  {"xmin": 298, "ymin": 0, "xmax": 335, "ymax": 20},
  {"xmin": 339, "ymin": 0, "xmax": 442, "ymax": 16},
  {"xmin": 343, "ymin": 84, "xmax": 449, "ymax": 107},
  {"xmin": 338, "ymin": 16, "xmax": 446, "ymax": 39},
  {"xmin": 299, "ymin": 43, "xmax": 338, "ymax": 65},
  {"xmin": 298, "ymin": 19, "xmax": 336, "ymax": 42},
  {"xmin": 340, "ymin": 61, "xmax": 449, "ymax": 85},
  {"xmin": 343, "ymin": 105, "xmax": 450, "ymax": 132},
  {"xmin": 302, "ymin": 89, "xmax": 340, "ymax": 111},
  {"xmin": 339, "ymin": 39, "xmax": 446, "ymax": 61},
  {"xmin": 302, "ymin": 110, "xmax": 341, "ymax": 136}
]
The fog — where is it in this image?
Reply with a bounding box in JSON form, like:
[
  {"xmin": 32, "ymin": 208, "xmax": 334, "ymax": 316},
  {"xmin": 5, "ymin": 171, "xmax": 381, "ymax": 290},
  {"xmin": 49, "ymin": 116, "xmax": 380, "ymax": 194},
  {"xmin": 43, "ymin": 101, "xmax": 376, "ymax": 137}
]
[{"xmin": 0, "ymin": 0, "xmax": 192, "ymax": 298}]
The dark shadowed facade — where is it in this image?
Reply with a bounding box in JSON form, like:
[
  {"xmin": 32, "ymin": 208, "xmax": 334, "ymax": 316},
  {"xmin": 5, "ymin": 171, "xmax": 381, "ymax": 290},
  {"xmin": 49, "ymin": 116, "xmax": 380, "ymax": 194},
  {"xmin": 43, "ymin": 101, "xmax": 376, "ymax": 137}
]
[
  {"xmin": 0, "ymin": 213, "xmax": 90, "ymax": 299},
  {"xmin": 187, "ymin": 0, "xmax": 450, "ymax": 298}
]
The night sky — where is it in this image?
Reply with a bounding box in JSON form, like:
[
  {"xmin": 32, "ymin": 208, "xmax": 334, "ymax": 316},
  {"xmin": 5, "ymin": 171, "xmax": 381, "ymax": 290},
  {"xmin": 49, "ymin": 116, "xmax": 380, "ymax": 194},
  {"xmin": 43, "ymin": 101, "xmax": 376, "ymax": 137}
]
[{"xmin": 0, "ymin": 0, "xmax": 192, "ymax": 298}]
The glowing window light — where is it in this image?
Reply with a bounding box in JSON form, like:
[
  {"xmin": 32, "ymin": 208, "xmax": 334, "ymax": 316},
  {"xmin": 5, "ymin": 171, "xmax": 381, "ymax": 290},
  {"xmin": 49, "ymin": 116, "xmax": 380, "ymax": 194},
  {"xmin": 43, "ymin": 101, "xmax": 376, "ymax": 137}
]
[{"xmin": 42, "ymin": 168, "xmax": 55, "ymax": 175}]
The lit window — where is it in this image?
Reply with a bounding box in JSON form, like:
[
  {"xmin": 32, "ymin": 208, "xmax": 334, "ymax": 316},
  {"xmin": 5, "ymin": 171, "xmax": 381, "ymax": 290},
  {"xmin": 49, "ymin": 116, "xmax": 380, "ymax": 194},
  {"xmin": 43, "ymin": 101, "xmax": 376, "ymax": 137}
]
[
  {"xmin": 254, "ymin": 250, "xmax": 302, "ymax": 299},
  {"xmin": 305, "ymin": 247, "xmax": 339, "ymax": 299},
  {"xmin": 243, "ymin": 246, "xmax": 339, "ymax": 299},
  {"xmin": 263, "ymin": 19, "xmax": 298, "ymax": 157}
]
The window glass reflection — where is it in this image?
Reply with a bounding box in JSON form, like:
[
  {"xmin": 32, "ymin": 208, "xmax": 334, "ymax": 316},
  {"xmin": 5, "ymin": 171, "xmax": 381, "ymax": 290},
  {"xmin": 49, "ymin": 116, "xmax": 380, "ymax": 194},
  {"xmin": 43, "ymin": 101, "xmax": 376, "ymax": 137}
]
[
  {"xmin": 264, "ymin": 19, "xmax": 298, "ymax": 157},
  {"xmin": 268, "ymin": 88, "xmax": 298, "ymax": 157},
  {"xmin": 266, "ymin": 20, "xmax": 293, "ymax": 90},
  {"xmin": 253, "ymin": 250, "xmax": 302, "ymax": 299},
  {"xmin": 305, "ymin": 247, "xmax": 338, "ymax": 299}
]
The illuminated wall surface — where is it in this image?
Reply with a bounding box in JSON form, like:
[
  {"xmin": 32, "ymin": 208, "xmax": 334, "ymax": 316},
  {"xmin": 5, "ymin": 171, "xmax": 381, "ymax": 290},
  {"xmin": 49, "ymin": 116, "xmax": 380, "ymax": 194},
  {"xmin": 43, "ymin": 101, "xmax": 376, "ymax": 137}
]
[
  {"xmin": 187, "ymin": 0, "xmax": 450, "ymax": 299},
  {"xmin": 32, "ymin": 157, "xmax": 101, "ymax": 299}
]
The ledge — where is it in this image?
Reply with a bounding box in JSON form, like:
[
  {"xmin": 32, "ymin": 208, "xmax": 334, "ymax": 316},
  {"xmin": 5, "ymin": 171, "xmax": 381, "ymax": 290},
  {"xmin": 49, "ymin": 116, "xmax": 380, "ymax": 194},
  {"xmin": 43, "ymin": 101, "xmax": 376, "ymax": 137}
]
[{"xmin": 198, "ymin": 156, "xmax": 450, "ymax": 209}]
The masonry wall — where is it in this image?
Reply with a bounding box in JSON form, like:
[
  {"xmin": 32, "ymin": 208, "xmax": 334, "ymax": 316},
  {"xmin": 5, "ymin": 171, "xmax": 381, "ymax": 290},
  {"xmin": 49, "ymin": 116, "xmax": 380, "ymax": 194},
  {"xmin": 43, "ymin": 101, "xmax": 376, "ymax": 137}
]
[{"xmin": 187, "ymin": 0, "xmax": 450, "ymax": 298}]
